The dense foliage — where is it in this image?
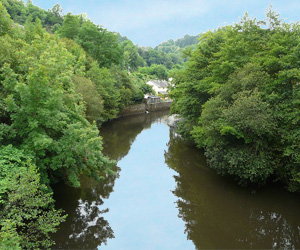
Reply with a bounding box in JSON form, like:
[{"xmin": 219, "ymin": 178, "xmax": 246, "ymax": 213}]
[
  {"xmin": 137, "ymin": 35, "xmax": 200, "ymax": 79},
  {"xmin": 0, "ymin": 146, "xmax": 66, "ymax": 249},
  {"xmin": 58, "ymin": 14, "xmax": 122, "ymax": 68},
  {"xmin": 1, "ymin": 0, "xmax": 147, "ymax": 123},
  {"xmin": 140, "ymin": 34, "xmax": 200, "ymax": 67},
  {"xmin": 2, "ymin": 0, "xmax": 63, "ymax": 31},
  {"xmin": 0, "ymin": 2, "xmax": 125, "ymax": 248},
  {"xmin": 170, "ymin": 10, "xmax": 300, "ymax": 191}
]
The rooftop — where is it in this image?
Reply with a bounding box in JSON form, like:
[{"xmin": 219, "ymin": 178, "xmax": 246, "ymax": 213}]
[{"xmin": 147, "ymin": 80, "xmax": 169, "ymax": 89}]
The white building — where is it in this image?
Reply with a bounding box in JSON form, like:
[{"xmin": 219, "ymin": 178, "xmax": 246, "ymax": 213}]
[{"xmin": 146, "ymin": 80, "xmax": 170, "ymax": 96}]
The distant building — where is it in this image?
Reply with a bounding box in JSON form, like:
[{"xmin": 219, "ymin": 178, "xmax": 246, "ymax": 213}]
[{"xmin": 146, "ymin": 80, "xmax": 170, "ymax": 97}]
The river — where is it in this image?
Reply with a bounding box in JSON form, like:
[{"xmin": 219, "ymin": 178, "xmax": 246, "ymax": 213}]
[{"xmin": 52, "ymin": 110, "xmax": 300, "ymax": 249}]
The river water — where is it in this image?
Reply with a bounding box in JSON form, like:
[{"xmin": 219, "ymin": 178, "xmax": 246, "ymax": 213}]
[{"xmin": 52, "ymin": 110, "xmax": 300, "ymax": 249}]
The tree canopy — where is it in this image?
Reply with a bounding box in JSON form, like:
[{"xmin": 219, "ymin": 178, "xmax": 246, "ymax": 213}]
[{"xmin": 170, "ymin": 9, "xmax": 300, "ymax": 191}]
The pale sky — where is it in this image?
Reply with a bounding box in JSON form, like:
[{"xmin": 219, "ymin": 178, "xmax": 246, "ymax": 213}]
[{"xmin": 32, "ymin": 0, "xmax": 300, "ymax": 47}]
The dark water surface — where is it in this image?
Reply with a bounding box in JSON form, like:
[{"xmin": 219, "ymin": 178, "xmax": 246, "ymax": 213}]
[{"xmin": 52, "ymin": 111, "xmax": 300, "ymax": 249}]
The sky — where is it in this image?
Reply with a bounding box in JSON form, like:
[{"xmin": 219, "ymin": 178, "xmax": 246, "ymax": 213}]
[{"xmin": 32, "ymin": 0, "xmax": 300, "ymax": 47}]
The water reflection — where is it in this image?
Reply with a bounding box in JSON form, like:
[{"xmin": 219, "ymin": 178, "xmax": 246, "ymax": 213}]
[
  {"xmin": 165, "ymin": 128, "xmax": 300, "ymax": 249},
  {"xmin": 52, "ymin": 111, "xmax": 300, "ymax": 249},
  {"xmin": 52, "ymin": 111, "xmax": 171, "ymax": 249},
  {"xmin": 99, "ymin": 114, "xmax": 194, "ymax": 249},
  {"xmin": 100, "ymin": 110, "xmax": 170, "ymax": 161},
  {"xmin": 52, "ymin": 168, "xmax": 119, "ymax": 249}
]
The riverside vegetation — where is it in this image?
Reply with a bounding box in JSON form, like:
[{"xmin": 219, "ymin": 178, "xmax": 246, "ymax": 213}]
[
  {"xmin": 0, "ymin": 1, "xmax": 299, "ymax": 249},
  {"xmin": 170, "ymin": 8, "xmax": 300, "ymax": 192}
]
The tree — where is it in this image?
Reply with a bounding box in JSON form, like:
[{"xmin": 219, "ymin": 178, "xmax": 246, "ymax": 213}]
[
  {"xmin": 72, "ymin": 75, "xmax": 104, "ymax": 123},
  {"xmin": 0, "ymin": 2, "xmax": 12, "ymax": 35},
  {"xmin": 2, "ymin": 0, "xmax": 27, "ymax": 24},
  {"xmin": 45, "ymin": 4, "xmax": 63, "ymax": 27},
  {"xmin": 139, "ymin": 82, "xmax": 155, "ymax": 95},
  {"xmin": 24, "ymin": 15, "xmax": 44, "ymax": 42},
  {"xmin": 87, "ymin": 63, "xmax": 121, "ymax": 122},
  {"xmin": 170, "ymin": 11, "xmax": 300, "ymax": 191},
  {"xmin": 58, "ymin": 13, "xmax": 79, "ymax": 39},
  {"xmin": 25, "ymin": 1, "xmax": 47, "ymax": 25},
  {"xmin": 139, "ymin": 64, "xmax": 168, "ymax": 80},
  {"xmin": 0, "ymin": 32, "xmax": 114, "ymax": 187},
  {"xmin": 121, "ymin": 40, "xmax": 145, "ymax": 71},
  {"xmin": 194, "ymin": 89, "xmax": 277, "ymax": 184},
  {"xmin": 50, "ymin": 4, "xmax": 62, "ymax": 17},
  {"xmin": 76, "ymin": 20, "xmax": 122, "ymax": 67},
  {"xmin": 0, "ymin": 145, "xmax": 66, "ymax": 249},
  {"xmin": 265, "ymin": 5, "xmax": 282, "ymax": 30}
]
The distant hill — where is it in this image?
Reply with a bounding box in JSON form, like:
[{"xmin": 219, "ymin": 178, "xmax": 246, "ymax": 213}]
[
  {"xmin": 155, "ymin": 34, "xmax": 201, "ymax": 53},
  {"xmin": 136, "ymin": 34, "xmax": 201, "ymax": 70}
]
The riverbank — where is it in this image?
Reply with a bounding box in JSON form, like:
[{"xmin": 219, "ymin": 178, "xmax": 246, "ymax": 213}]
[{"xmin": 119, "ymin": 100, "xmax": 172, "ymax": 117}]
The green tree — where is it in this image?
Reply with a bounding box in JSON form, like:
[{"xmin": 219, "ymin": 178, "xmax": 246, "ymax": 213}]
[
  {"xmin": 114, "ymin": 69, "xmax": 143, "ymax": 108},
  {"xmin": 72, "ymin": 75, "xmax": 104, "ymax": 123},
  {"xmin": 24, "ymin": 15, "xmax": 44, "ymax": 42},
  {"xmin": 193, "ymin": 89, "xmax": 277, "ymax": 184},
  {"xmin": 171, "ymin": 11, "xmax": 300, "ymax": 191},
  {"xmin": 0, "ymin": 32, "xmax": 114, "ymax": 187},
  {"xmin": 0, "ymin": 145, "xmax": 66, "ymax": 249},
  {"xmin": 139, "ymin": 82, "xmax": 155, "ymax": 95},
  {"xmin": 0, "ymin": 2, "xmax": 12, "ymax": 35},
  {"xmin": 121, "ymin": 40, "xmax": 145, "ymax": 71},
  {"xmin": 2, "ymin": 0, "xmax": 27, "ymax": 24},
  {"xmin": 87, "ymin": 63, "xmax": 121, "ymax": 121},
  {"xmin": 76, "ymin": 19, "xmax": 122, "ymax": 67},
  {"xmin": 25, "ymin": 0, "xmax": 46, "ymax": 24},
  {"xmin": 139, "ymin": 64, "xmax": 168, "ymax": 80},
  {"xmin": 58, "ymin": 13, "xmax": 79, "ymax": 39}
]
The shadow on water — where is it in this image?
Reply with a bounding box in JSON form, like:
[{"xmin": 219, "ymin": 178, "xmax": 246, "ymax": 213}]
[
  {"xmin": 51, "ymin": 110, "xmax": 170, "ymax": 249},
  {"xmin": 165, "ymin": 128, "xmax": 300, "ymax": 250}
]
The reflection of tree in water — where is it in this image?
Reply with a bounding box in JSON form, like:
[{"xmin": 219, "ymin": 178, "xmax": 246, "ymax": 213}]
[
  {"xmin": 165, "ymin": 128, "xmax": 300, "ymax": 250},
  {"xmin": 100, "ymin": 110, "xmax": 170, "ymax": 160},
  {"xmin": 52, "ymin": 110, "xmax": 170, "ymax": 249},
  {"xmin": 52, "ymin": 167, "xmax": 119, "ymax": 249},
  {"xmin": 246, "ymin": 208, "xmax": 300, "ymax": 249}
]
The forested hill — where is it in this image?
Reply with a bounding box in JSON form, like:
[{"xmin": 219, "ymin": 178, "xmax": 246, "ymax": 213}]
[
  {"xmin": 2, "ymin": 0, "xmax": 63, "ymax": 30},
  {"xmin": 155, "ymin": 34, "xmax": 201, "ymax": 52},
  {"xmin": 137, "ymin": 34, "xmax": 201, "ymax": 79},
  {"xmin": 170, "ymin": 9, "xmax": 300, "ymax": 192},
  {"xmin": 141, "ymin": 34, "xmax": 201, "ymax": 66},
  {"xmin": 2, "ymin": 0, "xmax": 200, "ymax": 81}
]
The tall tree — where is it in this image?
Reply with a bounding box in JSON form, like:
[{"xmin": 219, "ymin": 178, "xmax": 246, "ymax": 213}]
[
  {"xmin": 58, "ymin": 13, "xmax": 79, "ymax": 39},
  {"xmin": 0, "ymin": 2, "xmax": 12, "ymax": 35}
]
